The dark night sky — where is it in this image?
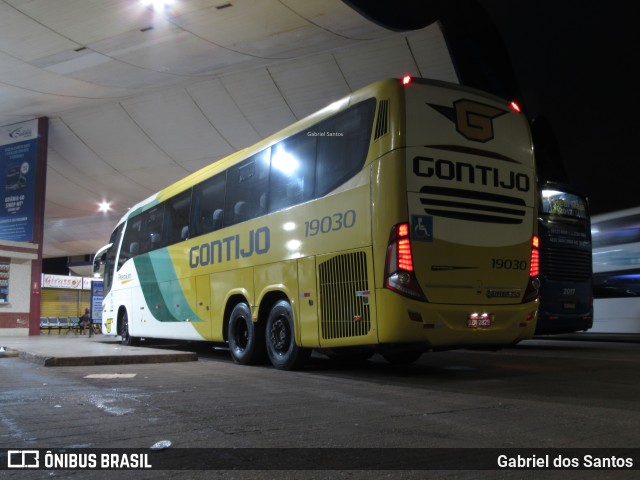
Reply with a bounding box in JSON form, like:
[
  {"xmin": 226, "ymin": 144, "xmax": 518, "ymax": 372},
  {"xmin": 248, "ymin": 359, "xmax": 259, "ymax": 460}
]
[
  {"xmin": 349, "ymin": 0, "xmax": 636, "ymax": 215},
  {"xmin": 478, "ymin": 0, "xmax": 638, "ymax": 216}
]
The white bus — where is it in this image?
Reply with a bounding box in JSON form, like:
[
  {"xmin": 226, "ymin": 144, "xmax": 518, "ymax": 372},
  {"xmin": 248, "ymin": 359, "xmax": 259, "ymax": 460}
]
[{"xmin": 591, "ymin": 207, "xmax": 640, "ymax": 333}]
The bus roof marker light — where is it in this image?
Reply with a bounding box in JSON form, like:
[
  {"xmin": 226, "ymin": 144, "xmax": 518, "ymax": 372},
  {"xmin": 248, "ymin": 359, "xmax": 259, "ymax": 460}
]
[
  {"xmin": 402, "ymin": 75, "xmax": 412, "ymax": 86},
  {"xmin": 510, "ymin": 101, "xmax": 521, "ymax": 112}
]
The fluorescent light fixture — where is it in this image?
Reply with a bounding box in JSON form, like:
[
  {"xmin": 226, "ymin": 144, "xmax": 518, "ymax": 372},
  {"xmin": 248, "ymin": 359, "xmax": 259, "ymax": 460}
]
[{"xmin": 139, "ymin": 0, "xmax": 174, "ymax": 12}]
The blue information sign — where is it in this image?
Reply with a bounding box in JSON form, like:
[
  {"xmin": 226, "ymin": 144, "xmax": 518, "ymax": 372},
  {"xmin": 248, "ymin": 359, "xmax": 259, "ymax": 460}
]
[
  {"xmin": 91, "ymin": 281, "xmax": 104, "ymax": 325},
  {"xmin": 0, "ymin": 120, "xmax": 40, "ymax": 242}
]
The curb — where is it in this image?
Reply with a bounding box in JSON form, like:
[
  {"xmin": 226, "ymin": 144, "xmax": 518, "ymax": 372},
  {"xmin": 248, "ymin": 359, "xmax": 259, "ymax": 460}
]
[
  {"xmin": 15, "ymin": 350, "xmax": 198, "ymax": 367},
  {"xmin": 0, "ymin": 347, "xmax": 19, "ymax": 358}
]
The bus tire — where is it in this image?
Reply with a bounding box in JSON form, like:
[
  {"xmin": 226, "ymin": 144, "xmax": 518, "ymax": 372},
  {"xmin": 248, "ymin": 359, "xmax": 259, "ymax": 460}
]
[
  {"xmin": 121, "ymin": 311, "xmax": 139, "ymax": 346},
  {"xmin": 265, "ymin": 300, "xmax": 311, "ymax": 370},
  {"xmin": 228, "ymin": 302, "xmax": 264, "ymax": 365}
]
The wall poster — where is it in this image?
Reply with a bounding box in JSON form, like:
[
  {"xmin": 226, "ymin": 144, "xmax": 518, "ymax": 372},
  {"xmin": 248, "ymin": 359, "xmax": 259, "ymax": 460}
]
[{"xmin": 0, "ymin": 119, "xmax": 41, "ymax": 242}]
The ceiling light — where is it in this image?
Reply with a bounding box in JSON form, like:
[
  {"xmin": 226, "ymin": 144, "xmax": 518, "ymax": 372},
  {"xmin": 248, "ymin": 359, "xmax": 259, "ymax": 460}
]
[
  {"xmin": 98, "ymin": 201, "xmax": 111, "ymax": 213},
  {"xmin": 139, "ymin": 0, "xmax": 175, "ymax": 12}
]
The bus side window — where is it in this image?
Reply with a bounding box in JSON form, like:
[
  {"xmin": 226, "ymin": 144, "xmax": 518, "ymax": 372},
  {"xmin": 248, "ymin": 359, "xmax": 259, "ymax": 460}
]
[
  {"xmin": 163, "ymin": 190, "xmax": 192, "ymax": 245},
  {"xmin": 269, "ymin": 133, "xmax": 316, "ymax": 213},
  {"xmin": 142, "ymin": 205, "xmax": 164, "ymax": 254},
  {"xmin": 119, "ymin": 217, "xmax": 143, "ymax": 270},
  {"xmin": 192, "ymin": 172, "xmax": 226, "ymax": 237},
  {"xmin": 104, "ymin": 223, "xmax": 123, "ymax": 291},
  {"xmin": 225, "ymin": 149, "xmax": 270, "ymax": 226},
  {"xmin": 315, "ymin": 98, "xmax": 375, "ymax": 197},
  {"xmin": 212, "ymin": 209, "xmax": 224, "ymax": 230}
]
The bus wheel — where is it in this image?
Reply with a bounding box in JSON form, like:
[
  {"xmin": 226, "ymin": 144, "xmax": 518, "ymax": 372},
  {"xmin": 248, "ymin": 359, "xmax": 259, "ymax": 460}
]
[
  {"xmin": 265, "ymin": 300, "xmax": 311, "ymax": 370},
  {"xmin": 228, "ymin": 302, "xmax": 264, "ymax": 365},
  {"xmin": 121, "ymin": 311, "xmax": 139, "ymax": 346}
]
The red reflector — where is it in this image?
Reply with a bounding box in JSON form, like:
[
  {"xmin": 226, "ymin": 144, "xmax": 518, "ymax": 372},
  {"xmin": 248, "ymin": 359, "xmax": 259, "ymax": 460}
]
[
  {"xmin": 402, "ymin": 75, "xmax": 412, "ymax": 85},
  {"xmin": 510, "ymin": 101, "xmax": 521, "ymax": 112}
]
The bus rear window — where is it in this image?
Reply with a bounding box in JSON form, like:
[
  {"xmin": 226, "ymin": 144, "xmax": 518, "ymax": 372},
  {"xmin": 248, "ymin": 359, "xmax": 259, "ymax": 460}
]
[{"xmin": 540, "ymin": 190, "xmax": 588, "ymax": 219}]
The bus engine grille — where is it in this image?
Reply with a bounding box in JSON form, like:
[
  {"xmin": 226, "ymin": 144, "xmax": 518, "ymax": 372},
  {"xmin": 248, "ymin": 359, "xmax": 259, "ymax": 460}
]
[
  {"xmin": 540, "ymin": 246, "xmax": 592, "ymax": 281},
  {"xmin": 319, "ymin": 251, "xmax": 371, "ymax": 339}
]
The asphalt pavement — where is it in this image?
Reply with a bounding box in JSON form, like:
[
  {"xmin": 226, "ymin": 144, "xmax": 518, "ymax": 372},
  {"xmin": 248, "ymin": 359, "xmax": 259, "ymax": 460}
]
[{"xmin": 1, "ymin": 333, "xmax": 639, "ymax": 480}]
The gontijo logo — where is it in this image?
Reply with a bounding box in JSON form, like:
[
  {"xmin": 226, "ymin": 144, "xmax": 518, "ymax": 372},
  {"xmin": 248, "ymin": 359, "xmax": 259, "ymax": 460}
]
[
  {"xmin": 428, "ymin": 99, "xmax": 508, "ymax": 143},
  {"xmin": 413, "ymin": 156, "xmax": 531, "ymax": 192},
  {"xmin": 189, "ymin": 226, "xmax": 270, "ymax": 268}
]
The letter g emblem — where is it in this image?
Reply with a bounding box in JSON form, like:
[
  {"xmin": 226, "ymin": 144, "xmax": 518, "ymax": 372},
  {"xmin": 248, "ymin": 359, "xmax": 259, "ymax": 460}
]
[{"xmin": 453, "ymin": 100, "xmax": 507, "ymax": 142}]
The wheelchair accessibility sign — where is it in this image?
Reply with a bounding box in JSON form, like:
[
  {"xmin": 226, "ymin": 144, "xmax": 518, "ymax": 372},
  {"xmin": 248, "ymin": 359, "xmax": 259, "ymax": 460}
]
[{"xmin": 411, "ymin": 215, "xmax": 433, "ymax": 242}]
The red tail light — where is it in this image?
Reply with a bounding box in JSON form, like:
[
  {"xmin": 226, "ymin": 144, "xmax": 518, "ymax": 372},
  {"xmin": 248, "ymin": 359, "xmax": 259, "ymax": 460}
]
[
  {"xmin": 384, "ymin": 223, "xmax": 426, "ymax": 301},
  {"xmin": 401, "ymin": 75, "xmax": 412, "ymax": 85},
  {"xmin": 523, "ymin": 235, "xmax": 541, "ymax": 303},
  {"xmin": 530, "ymin": 236, "xmax": 540, "ymax": 277}
]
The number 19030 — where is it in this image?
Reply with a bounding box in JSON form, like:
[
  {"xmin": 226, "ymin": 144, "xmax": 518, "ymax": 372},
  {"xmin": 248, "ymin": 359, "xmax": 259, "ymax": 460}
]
[
  {"xmin": 491, "ymin": 258, "xmax": 528, "ymax": 270},
  {"xmin": 305, "ymin": 210, "xmax": 356, "ymax": 237}
]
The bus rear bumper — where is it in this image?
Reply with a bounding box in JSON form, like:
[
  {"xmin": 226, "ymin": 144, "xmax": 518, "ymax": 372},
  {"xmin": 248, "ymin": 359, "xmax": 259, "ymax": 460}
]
[
  {"xmin": 376, "ymin": 289, "xmax": 539, "ymax": 348},
  {"xmin": 535, "ymin": 310, "xmax": 593, "ymax": 335}
]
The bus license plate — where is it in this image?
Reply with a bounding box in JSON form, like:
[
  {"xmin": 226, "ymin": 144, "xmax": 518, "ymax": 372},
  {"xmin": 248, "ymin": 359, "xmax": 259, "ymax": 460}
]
[{"xmin": 467, "ymin": 313, "xmax": 493, "ymax": 328}]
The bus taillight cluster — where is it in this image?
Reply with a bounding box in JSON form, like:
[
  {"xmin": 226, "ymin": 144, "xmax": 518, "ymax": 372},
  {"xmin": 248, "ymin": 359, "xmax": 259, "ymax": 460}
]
[
  {"xmin": 530, "ymin": 236, "xmax": 540, "ymax": 277},
  {"xmin": 384, "ymin": 223, "xmax": 426, "ymax": 301}
]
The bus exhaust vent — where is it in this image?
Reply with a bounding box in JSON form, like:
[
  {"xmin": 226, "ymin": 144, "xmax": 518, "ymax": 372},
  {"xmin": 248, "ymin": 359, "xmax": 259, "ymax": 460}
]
[
  {"xmin": 374, "ymin": 99, "xmax": 389, "ymax": 140},
  {"xmin": 319, "ymin": 251, "xmax": 371, "ymax": 339},
  {"xmin": 419, "ymin": 186, "xmax": 527, "ymax": 224}
]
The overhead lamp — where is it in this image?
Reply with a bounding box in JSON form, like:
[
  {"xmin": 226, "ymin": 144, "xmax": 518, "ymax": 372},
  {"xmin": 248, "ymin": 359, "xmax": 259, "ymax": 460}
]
[
  {"xmin": 139, "ymin": 0, "xmax": 174, "ymax": 12},
  {"xmin": 98, "ymin": 201, "xmax": 111, "ymax": 213}
]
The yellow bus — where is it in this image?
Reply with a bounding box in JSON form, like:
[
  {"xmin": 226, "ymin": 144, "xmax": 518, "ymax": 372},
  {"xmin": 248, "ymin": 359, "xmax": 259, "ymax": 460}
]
[{"xmin": 93, "ymin": 76, "xmax": 540, "ymax": 369}]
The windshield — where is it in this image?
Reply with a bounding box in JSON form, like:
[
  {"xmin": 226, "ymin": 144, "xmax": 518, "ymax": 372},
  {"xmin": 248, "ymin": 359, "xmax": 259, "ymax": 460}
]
[{"xmin": 540, "ymin": 189, "xmax": 588, "ymax": 219}]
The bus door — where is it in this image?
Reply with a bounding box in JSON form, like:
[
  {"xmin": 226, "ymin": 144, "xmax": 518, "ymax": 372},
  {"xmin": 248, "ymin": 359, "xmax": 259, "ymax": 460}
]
[
  {"xmin": 195, "ymin": 274, "xmax": 212, "ymax": 333},
  {"xmin": 297, "ymin": 256, "xmax": 319, "ymax": 347}
]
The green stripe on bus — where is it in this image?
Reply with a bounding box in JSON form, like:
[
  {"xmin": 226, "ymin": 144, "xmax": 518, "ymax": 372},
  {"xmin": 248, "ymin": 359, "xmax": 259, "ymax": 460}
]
[{"xmin": 134, "ymin": 251, "xmax": 200, "ymax": 322}]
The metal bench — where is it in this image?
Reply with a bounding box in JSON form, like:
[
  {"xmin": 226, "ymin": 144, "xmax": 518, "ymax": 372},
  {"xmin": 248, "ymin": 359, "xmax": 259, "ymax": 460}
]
[
  {"xmin": 47, "ymin": 317, "xmax": 60, "ymax": 334},
  {"xmin": 69, "ymin": 316, "xmax": 83, "ymax": 334},
  {"xmin": 57, "ymin": 317, "xmax": 71, "ymax": 334},
  {"xmin": 40, "ymin": 317, "xmax": 51, "ymax": 335}
]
